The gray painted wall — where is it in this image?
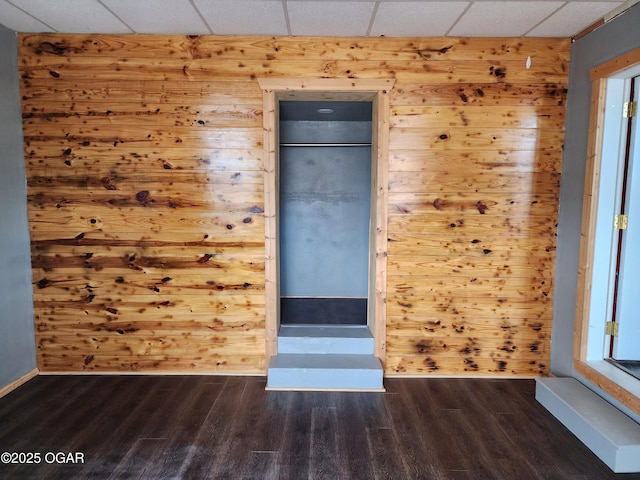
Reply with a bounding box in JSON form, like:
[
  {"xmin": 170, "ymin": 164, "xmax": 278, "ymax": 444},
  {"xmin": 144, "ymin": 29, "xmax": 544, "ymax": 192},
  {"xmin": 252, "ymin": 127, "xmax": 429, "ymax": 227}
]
[
  {"xmin": 0, "ymin": 24, "xmax": 37, "ymax": 389},
  {"xmin": 280, "ymin": 145, "xmax": 372, "ymax": 297},
  {"xmin": 552, "ymin": 3, "xmax": 640, "ymax": 422},
  {"xmin": 279, "ymin": 119, "xmax": 372, "ymax": 297}
]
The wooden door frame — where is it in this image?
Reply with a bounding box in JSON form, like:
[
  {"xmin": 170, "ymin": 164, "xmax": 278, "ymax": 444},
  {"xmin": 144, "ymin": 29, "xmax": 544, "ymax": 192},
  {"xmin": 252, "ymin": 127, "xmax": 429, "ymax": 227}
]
[{"xmin": 257, "ymin": 78, "xmax": 395, "ymax": 365}]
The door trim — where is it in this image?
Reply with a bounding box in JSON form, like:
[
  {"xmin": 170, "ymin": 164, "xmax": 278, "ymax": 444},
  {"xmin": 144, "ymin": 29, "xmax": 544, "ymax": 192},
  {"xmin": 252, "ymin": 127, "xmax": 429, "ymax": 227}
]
[
  {"xmin": 257, "ymin": 78, "xmax": 395, "ymax": 366},
  {"xmin": 574, "ymin": 49, "xmax": 640, "ymax": 415}
]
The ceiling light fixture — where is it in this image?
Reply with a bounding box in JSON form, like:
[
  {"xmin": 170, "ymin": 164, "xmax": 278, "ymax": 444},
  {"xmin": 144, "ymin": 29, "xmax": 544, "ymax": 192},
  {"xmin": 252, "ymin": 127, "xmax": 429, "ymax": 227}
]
[{"xmin": 317, "ymin": 108, "xmax": 334, "ymax": 114}]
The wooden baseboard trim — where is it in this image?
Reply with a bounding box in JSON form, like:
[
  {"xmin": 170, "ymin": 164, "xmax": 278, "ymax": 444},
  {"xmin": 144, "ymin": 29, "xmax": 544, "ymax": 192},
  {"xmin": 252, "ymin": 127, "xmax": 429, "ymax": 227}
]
[
  {"xmin": 0, "ymin": 368, "xmax": 39, "ymax": 399},
  {"xmin": 37, "ymin": 371, "xmax": 265, "ymax": 376},
  {"xmin": 385, "ymin": 373, "xmax": 542, "ymax": 379}
]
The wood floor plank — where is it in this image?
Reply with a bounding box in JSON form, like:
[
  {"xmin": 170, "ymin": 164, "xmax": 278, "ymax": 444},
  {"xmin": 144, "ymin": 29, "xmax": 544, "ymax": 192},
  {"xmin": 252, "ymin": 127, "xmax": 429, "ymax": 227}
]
[
  {"xmin": 107, "ymin": 377, "xmax": 227, "ymax": 480},
  {"xmin": 0, "ymin": 375, "xmax": 637, "ymax": 480},
  {"xmin": 367, "ymin": 427, "xmax": 409, "ymax": 480},
  {"xmin": 0, "ymin": 375, "xmax": 96, "ymax": 444},
  {"xmin": 51, "ymin": 376, "xmax": 161, "ymax": 480},
  {"xmin": 334, "ymin": 393, "xmax": 384, "ymax": 479},
  {"xmin": 381, "ymin": 397, "xmax": 449, "ymax": 478},
  {"xmin": 276, "ymin": 391, "xmax": 313, "ymax": 480},
  {"xmin": 240, "ymin": 451, "xmax": 280, "ymax": 480},
  {"xmin": 309, "ymin": 406, "xmax": 341, "ymax": 479},
  {"xmin": 384, "ymin": 379, "xmax": 469, "ymax": 474},
  {"xmin": 233, "ymin": 379, "xmax": 285, "ymax": 453},
  {"xmin": 178, "ymin": 376, "xmax": 249, "ymax": 480},
  {"xmin": 195, "ymin": 378, "xmax": 285, "ymax": 479}
]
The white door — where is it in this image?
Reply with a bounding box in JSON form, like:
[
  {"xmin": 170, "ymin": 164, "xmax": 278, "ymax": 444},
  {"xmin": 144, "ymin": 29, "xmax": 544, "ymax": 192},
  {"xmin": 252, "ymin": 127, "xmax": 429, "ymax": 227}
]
[{"xmin": 612, "ymin": 78, "xmax": 640, "ymax": 361}]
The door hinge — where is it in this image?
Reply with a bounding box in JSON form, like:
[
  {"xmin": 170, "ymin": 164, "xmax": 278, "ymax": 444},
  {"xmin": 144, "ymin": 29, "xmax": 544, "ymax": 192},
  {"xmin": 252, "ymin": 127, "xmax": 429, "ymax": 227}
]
[
  {"xmin": 614, "ymin": 214, "xmax": 628, "ymax": 230},
  {"xmin": 606, "ymin": 321, "xmax": 619, "ymax": 337},
  {"xmin": 623, "ymin": 101, "xmax": 637, "ymax": 118}
]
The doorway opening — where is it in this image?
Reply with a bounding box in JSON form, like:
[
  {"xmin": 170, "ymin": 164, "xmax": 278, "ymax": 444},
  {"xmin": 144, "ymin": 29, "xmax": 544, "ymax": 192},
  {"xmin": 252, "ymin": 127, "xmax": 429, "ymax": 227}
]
[
  {"xmin": 279, "ymin": 100, "xmax": 373, "ymax": 326},
  {"xmin": 257, "ymin": 77, "xmax": 394, "ymax": 366}
]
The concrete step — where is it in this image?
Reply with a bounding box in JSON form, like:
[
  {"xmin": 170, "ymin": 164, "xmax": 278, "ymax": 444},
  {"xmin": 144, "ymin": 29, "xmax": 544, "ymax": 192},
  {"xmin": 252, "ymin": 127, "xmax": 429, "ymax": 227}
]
[
  {"xmin": 277, "ymin": 325, "xmax": 374, "ymax": 355},
  {"xmin": 536, "ymin": 377, "xmax": 640, "ymax": 473},
  {"xmin": 266, "ymin": 353, "xmax": 384, "ymax": 391}
]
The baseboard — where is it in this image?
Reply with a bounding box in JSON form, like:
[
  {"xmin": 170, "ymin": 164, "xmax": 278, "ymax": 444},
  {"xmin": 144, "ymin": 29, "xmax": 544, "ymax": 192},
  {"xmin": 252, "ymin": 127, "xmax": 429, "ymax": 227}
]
[
  {"xmin": 0, "ymin": 368, "xmax": 39, "ymax": 399},
  {"xmin": 37, "ymin": 371, "xmax": 266, "ymax": 376}
]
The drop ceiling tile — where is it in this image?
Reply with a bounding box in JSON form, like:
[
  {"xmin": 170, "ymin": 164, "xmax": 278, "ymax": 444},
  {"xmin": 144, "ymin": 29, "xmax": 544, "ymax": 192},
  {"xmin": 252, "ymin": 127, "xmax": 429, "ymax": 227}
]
[
  {"xmin": 370, "ymin": 1, "xmax": 469, "ymax": 37},
  {"xmin": 10, "ymin": 0, "xmax": 129, "ymax": 33},
  {"xmin": 194, "ymin": 0, "xmax": 287, "ymax": 35},
  {"xmin": 527, "ymin": 1, "xmax": 623, "ymax": 36},
  {"xmin": 449, "ymin": 1, "xmax": 564, "ymax": 37},
  {"xmin": 287, "ymin": 1, "xmax": 376, "ymax": 36},
  {"xmin": 0, "ymin": 0, "xmax": 54, "ymax": 32},
  {"xmin": 0, "ymin": 0, "xmax": 631, "ymax": 38},
  {"xmin": 102, "ymin": 0, "xmax": 209, "ymax": 34}
]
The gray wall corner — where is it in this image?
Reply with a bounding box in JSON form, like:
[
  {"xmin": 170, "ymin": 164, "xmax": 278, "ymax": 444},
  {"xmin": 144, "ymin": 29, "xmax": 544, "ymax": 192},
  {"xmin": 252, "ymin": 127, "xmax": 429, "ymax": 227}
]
[{"xmin": 0, "ymin": 24, "xmax": 37, "ymax": 389}]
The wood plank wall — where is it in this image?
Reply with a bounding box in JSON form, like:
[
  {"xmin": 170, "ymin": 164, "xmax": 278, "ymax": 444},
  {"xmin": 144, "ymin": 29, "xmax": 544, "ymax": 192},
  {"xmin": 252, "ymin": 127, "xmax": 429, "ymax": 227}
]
[{"xmin": 18, "ymin": 34, "xmax": 570, "ymax": 375}]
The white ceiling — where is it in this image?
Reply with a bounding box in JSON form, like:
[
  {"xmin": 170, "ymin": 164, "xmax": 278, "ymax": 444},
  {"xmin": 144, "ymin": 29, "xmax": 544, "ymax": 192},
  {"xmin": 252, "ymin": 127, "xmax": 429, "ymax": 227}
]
[{"xmin": 0, "ymin": 0, "xmax": 636, "ymax": 38}]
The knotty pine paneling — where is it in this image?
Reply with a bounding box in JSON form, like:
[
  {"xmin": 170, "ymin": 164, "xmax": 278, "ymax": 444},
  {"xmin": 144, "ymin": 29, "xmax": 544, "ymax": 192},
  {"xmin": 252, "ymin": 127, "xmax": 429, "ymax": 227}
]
[{"xmin": 19, "ymin": 34, "xmax": 570, "ymax": 375}]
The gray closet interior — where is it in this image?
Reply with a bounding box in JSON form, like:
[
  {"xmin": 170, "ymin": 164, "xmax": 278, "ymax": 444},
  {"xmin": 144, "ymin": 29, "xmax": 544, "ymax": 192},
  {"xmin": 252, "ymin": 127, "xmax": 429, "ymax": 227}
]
[{"xmin": 279, "ymin": 101, "xmax": 373, "ymax": 325}]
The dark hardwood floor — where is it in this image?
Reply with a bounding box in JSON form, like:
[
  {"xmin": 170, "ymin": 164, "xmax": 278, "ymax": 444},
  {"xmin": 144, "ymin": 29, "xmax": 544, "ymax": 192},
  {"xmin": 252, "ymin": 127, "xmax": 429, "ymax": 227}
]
[{"xmin": 0, "ymin": 375, "xmax": 637, "ymax": 479}]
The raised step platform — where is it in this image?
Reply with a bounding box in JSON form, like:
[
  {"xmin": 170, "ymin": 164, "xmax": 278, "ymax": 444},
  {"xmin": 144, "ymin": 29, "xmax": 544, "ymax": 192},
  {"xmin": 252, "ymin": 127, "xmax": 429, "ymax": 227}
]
[
  {"xmin": 278, "ymin": 325, "xmax": 374, "ymax": 354},
  {"xmin": 267, "ymin": 325, "xmax": 384, "ymax": 391},
  {"xmin": 267, "ymin": 353, "xmax": 384, "ymax": 391},
  {"xmin": 536, "ymin": 377, "xmax": 640, "ymax": 473}
]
